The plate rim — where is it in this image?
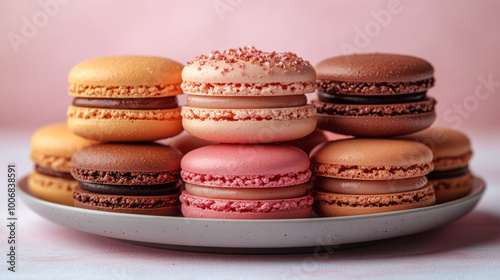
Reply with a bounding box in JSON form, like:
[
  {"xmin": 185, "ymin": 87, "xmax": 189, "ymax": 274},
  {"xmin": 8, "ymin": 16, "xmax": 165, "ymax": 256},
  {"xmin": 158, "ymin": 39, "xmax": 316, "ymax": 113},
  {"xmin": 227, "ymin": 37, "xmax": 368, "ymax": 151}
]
[{"xmin": 18, "ymin": 176, "xmax": 486, "ymax": 224}]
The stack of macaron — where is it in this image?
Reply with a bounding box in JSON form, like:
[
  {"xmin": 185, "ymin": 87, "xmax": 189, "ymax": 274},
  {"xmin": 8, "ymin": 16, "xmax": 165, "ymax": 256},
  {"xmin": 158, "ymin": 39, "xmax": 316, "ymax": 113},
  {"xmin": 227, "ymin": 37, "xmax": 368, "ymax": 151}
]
[
  {"xmin": 27, "ymin": 50, "xmax": 475, "ymax": 221},
  {"xmin": 179, "ymin": 46, "xmax": 316, "ymax": 219},
  {"xmin": 65, "ymin": 55, "xmax": 185, "ymax": 216},
  {"xmin": 28, "ymin": 123, "xmax": 96, "ymax": 206},
  {"xmin": 309, "ymin": 53, "xmax": 440, "ymax": 216}
]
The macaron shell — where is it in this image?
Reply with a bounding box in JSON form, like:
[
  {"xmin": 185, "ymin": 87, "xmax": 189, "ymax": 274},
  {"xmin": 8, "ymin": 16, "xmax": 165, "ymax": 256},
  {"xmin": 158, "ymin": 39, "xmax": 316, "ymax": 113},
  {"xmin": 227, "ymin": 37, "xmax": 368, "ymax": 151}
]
[
  {"xmin": 72, "ymin": 185, "xmax": 180, "ymax": 216},
  {"xmin": 69, "ymin": 55, "xmax": 183, "ymax": 87},
  {"xmin": 181, "ymin": 144, "xmax": 310, "ymax": 176},
  {"xmin": 180, "ymin": 191, "xmax": 313, "ymax": 219},
  {"xmin": 182, "ymin": 47, "xmax": 316, "ymax": 85},
  {"xmin": 397, "ymin": 127, "xmax": 473, "ymax": 171},
  {"xmin": 67, "ymin": 107, "xmax": 182, "ymax": 142},
  {"xmin": 431, "ymin": 171, "xmax": 474, "ymax": 204},
  {"xmin": 315, "ymin": 53, "xmax": 434, "ymax": 83},
  {"xmin": 28, "ymin": 171, "xmax": 77, "ymax": 206},
  {"xmin": 30, "ymin": 123, "xmax": 96, "ymax": 172},
  {"xmin": 182, "ymin": 117, "xmax": 316, "ymax": 144},
  {"xmin": 182, "ymin": 81, "xmax": 315, "ymax": 96},
  {"xmin": 181, "ymin": 205, "xmax": 312, "ymax": 219},
  {"xmin": 316, "ymin": 111, "xmax": 436, "ymax": 138},
  {"xmin": 311, "ymin": 138, "xmax": 433, "ymax": 169},
  {"xmin": 72, "ymin": 143, "xmax": 183, "ymax": 173},
  {"xmin": 181, "ymin": 105, "xmax": 316, "ymax": 122},
  {"xmin": 312, "ymin": 184, "xmax": 436, "ymax": 217}
]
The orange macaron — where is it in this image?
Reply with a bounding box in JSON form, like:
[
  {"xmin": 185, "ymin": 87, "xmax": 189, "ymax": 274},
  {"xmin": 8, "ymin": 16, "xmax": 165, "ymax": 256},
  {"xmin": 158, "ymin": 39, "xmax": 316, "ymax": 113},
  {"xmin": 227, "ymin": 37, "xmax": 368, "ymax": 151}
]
[{"xmin": 67, "ymin": 55, "xmax": 184, "ymax": 142}]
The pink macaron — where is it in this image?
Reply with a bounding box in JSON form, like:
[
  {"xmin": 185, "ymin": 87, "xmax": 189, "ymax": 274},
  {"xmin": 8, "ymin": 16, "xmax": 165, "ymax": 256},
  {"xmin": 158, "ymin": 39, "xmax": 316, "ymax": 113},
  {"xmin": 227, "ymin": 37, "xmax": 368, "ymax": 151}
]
[{"xmin": 179, "ymin": 144, "xmax": 314, "ymax": 219}]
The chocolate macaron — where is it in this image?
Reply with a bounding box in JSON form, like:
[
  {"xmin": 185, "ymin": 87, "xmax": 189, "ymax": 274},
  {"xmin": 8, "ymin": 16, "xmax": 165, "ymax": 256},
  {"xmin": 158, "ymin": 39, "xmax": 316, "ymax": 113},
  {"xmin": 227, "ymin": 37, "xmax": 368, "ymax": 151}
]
[
  {"xmin": 67, "ymin": 55, "xmax": 183, "ymax": 142},
  {"xmin": 310, "ymin": 139, "xmax": 436, "ymax": 216},
  {"xmin": 71, "ymin": 143, "xmax": 183, "ymax": 216},
  {"xmin": 398, "ymin": 127, "xmax": 474, "ymax": 203},
  {"xmin": 28, "ymin": 123, "xmax": 96, "ymax": 205},
  {"xmin": 313, "ymin": 53, "xmax": 436, "ymax": 137}
]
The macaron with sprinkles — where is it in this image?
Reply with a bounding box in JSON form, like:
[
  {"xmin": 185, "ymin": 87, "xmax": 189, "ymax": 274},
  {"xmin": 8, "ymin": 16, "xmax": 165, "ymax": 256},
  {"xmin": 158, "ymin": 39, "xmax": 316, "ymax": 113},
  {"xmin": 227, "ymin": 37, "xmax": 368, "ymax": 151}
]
[
  {"xmin": 313, "ymin": 53, "xmax": 436, "ymax": 137},
  {"xmin": 398, "ymin": 127, "xmax": 474, "ymax": 203},
  {"xmin": 179, "ymin": 144, "xmax": 314, "ymax": 219},
  {"xmin": 310, "ymin": 138, "xmax": 436, "ymax": 216},
  {"xmin": 181, "ymin": 46, "xmax": 317, "ymax": 143},
  {"xmin": 67, "ymin": 55, "xmax": 184, "ymax": 142}
]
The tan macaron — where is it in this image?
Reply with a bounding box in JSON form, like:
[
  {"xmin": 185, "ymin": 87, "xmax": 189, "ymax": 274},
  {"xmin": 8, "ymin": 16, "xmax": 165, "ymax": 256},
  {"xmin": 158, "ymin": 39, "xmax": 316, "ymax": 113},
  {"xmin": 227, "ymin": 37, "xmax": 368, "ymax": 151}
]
[
  {"xmin": 310, "ymin": 138, "xmax": 436, "ymax": 216},
  {"xmin": 67, "ymin": 55, "xmax": 184, "ymax": 142},
  {"xmin": 398, "ymin": 127, "xmax": 474, "ymax": 203},
  {"xmin": 28, "ymin": 123, "xmax": 96, "ymax": 205}
]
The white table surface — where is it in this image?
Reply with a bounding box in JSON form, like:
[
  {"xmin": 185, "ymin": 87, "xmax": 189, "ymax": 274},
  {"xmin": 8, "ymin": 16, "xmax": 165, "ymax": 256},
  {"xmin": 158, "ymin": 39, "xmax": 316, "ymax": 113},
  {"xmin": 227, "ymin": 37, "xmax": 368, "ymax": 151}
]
[{"xmin": 1, "ymin": 128, "xmax": 499, "ymax": 280}]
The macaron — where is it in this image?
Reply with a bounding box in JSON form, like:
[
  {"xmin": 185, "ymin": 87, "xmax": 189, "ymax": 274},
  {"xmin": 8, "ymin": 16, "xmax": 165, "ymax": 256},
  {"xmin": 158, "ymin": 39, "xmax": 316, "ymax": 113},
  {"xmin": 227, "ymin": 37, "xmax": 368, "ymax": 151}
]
[
  {"xmin": 310, "ymin": 138, "xmax": 436, "ymax": 216},
  {"xmin": 313, "ymin": 53, "xmax": 436, "ymax": 137},
  {"xmin": 67, "ymin": 55, "xmax": 184, "ymax": 142},
  {"xmin": 71, "ymin": 143, "xmax": 183, "ymax": 216},
  {"xmin": 179, "ymin": 144, "xmax": 314, "ymax": 219},
  {"xmin": 28, "ymin": 123, "xmax": 96, "ymax": 205},
  {"xmin": 397, "ymin": 127, "xmax": 474, "ymax": 203},
  {"xmin": 181, "ymin": 46, "xmax": 317, "ymax": 143}
]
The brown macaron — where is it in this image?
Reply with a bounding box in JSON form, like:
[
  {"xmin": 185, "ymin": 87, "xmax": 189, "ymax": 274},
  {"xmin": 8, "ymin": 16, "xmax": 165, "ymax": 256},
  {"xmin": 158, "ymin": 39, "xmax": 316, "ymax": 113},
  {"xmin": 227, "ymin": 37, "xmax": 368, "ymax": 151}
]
[
  {"xmin": 71, "ymin": 143, "xmax": 183, "ymax": 216},
  {"xmin": 313, "ymin": 53, "xmax": 436, "ymax": 137},
  {"xmin": 397, "ymin": 127, "xmax": 474, "ymax": 203},
  {"xmin": 310, "ymin": 138, "xmax": 436, "ymax": 217}
]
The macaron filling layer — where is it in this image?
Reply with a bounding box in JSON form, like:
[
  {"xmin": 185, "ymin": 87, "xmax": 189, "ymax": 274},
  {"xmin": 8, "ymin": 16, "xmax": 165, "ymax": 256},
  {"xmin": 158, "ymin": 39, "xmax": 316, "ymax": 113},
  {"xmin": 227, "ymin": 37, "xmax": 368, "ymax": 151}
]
[
  {"xmin": 187, "ymin": 95, "xmax": 307, "ymax": 109},
  {"xmin": 427, "ymin": 166, "xmax": 468, "ymax": 180},
  {"xmin": 72, "ymin": 96, "xmax": 178, "ymax": 110},
  {"xmin": 184, "ymin": 183, "xmax": 307, "ymax": 200},
  {"xmin": 312, "ymin": 176, "xmax": 428, "ymax": 195},
  {"xmin": 317, "ymin": 91, "xmax": 427, "ymax": 105},
  {"xmin": 35, "ymin": 165, "xmax": 73, "ymax": 180},
  {"xmin": 79, "ymin": 181, "xmax": 179, "ymax": 196}
]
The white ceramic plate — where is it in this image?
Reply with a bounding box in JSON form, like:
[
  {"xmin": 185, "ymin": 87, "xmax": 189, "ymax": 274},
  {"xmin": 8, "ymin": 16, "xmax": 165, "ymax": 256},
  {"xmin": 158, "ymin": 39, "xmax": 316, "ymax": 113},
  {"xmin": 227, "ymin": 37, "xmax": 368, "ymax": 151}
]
[{"xmin": 19, "ymin": 177, "xmax": 486, "ymax": 254}]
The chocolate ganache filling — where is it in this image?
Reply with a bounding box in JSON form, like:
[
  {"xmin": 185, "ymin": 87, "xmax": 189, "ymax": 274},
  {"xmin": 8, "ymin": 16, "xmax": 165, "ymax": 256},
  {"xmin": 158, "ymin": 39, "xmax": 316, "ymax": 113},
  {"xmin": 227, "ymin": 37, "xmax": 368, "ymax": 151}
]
[
  {"xmin": 317, "ymin": 91, "xmax": 427, "ymax": 105},
  {"xmin": 426, "ymin": 166, "xmax": 468, "ymax": 180},
  {"xmin": 72, "ymin": 96, "xmax": 178, "ymax": 110},
  {"xmin": 78, "ymin": 181, "xmax": 180, "ymax": 196},
  {"xmin": 35, "ymin": 165, "xmax": 74, "ymax": 180}
]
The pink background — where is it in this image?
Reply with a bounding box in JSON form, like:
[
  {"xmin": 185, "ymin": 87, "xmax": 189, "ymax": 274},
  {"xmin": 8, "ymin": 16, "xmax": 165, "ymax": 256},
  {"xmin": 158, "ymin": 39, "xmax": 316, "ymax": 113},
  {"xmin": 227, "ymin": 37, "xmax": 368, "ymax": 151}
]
[{"xmin": 1, "ymin": 0, "xmax": 499, "ymax": 131}]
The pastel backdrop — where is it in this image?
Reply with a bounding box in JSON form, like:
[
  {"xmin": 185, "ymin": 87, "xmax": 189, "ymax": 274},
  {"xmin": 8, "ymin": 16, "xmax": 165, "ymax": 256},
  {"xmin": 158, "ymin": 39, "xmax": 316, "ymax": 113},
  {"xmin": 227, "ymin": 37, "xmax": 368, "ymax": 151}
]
[{"xmin": 1, "ymin": 0, "xmax": 499, "ymax": 132}]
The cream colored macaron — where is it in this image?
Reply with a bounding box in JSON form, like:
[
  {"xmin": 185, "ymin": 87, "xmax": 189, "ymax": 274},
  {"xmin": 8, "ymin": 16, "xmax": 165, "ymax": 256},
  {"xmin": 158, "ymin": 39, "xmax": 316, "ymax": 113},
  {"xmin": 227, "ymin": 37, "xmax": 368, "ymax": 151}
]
[{"xmin": 181, "ymin": 46, "xmax": 317, "ymax": 143}]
